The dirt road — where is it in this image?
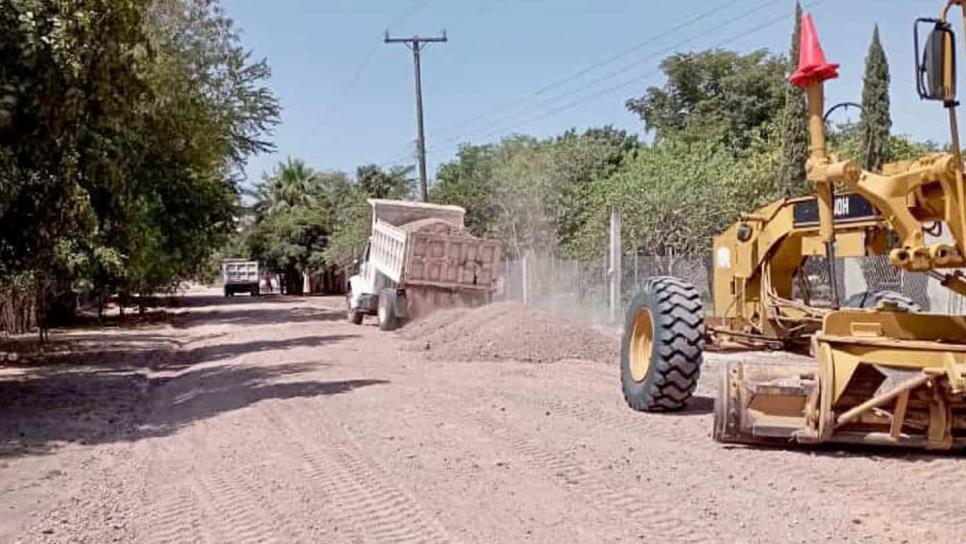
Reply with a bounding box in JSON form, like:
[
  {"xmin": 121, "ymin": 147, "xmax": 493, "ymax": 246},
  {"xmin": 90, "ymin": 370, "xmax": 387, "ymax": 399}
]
[{"xmin": 1, "ymin": 291, "xmax": 964, "ymax": 543}]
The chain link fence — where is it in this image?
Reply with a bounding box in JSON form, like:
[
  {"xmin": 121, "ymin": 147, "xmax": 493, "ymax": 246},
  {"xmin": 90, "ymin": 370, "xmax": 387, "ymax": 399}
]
[{"xmin": 500, "ymin": 251, "xmax": 964, "ymax": 325}]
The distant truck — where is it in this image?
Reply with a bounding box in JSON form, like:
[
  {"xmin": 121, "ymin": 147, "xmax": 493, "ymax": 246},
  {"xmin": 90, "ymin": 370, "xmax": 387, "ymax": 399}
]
[
  {"xmin": 347, "ymin": 199, "xmax": 502, "ymax": 330},
  {"xmin": 222, "ymin": 259, "xmax": 260, "ymax": 297}
]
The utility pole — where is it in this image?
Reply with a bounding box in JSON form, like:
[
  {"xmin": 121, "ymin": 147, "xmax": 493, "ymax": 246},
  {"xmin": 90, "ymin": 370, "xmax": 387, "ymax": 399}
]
[{"xmin": 385, "ymin": 31, "xmax": 447, "ymax": 202}]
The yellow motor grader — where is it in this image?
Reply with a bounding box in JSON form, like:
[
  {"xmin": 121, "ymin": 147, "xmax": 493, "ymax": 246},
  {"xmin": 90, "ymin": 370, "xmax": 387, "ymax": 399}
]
[{"xmin": 621, "ymin": 3, "xmax": 966, "ymax": 450}]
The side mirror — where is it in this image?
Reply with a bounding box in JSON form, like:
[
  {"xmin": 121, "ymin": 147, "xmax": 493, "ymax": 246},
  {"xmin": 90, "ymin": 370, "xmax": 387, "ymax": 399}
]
[{"xmin": 916, "ymin": 19, "xmax": 956, "ymax": 102}]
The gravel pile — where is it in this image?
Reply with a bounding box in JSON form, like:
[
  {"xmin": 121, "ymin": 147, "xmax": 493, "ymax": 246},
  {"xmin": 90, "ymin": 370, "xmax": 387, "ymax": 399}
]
[{"xmin": 401, "ymin": 301, "xmax": 618, "ymax": 364}]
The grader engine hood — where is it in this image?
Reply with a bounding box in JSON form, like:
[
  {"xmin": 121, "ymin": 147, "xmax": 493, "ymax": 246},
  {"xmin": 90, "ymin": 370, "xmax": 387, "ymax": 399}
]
[{"xmin": 791, "ymin": 194, "xmax": 880, "ymax": 227}]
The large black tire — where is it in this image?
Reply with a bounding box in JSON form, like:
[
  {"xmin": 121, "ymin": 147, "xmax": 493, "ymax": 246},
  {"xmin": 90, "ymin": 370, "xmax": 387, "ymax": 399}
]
[
  {"xmin": 843, "ymin": 290, "xmax": 920, "ymax": 312},
  {"xmin": 620, "ymin": 276, "xmax": 704, "ymax": 412},
  {"xmin": 377, "ymin": 289, "xmax": 399, "ymax": 331}
]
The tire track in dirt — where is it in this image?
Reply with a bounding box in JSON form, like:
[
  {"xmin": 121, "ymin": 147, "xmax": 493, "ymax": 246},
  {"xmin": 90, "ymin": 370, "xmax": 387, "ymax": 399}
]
[
  {"xmin": 386, "ymin": 382, "xmax": 726, "ymax": 543},
  {"xmin": 462, "ymin": 405, "xmax": 724, "ymax": 544},
  {"xmin": 140, "ymin": 423, "xmax": 286, "ymax": 544},
  {"xmin": 488, "ymin": 382, "xmax": 948, "ymax": 541},
  {"xmin": 141, "ymin": 484, "xmax": 209, "ymax": 544},
  {"xmin": 138, "ymin": 438, "xmax": 216, "ymax": 544},
  {"xmin": 261, "ymin": 402, "xmax": 451, "ymax": 544},
  {"xmin": 191, "ymin": 414, "xmax": 326, "ymax": 544},
  {"xmin": 190, "ymin": 459, "xmax": 285, "ymax": 544}
]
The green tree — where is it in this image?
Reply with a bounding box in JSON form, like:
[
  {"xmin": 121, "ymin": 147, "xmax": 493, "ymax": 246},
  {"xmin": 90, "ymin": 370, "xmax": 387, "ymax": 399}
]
[
  {"xmin": 571, "ymin": 125, "xmax": 783, "ymax": 262},
  {"xmin": 432, "ymin": 128, "xmax": 636, "ymax": 255},
  {"xmin": 322, "ymin": 187, "xmax": 370, "ymax": 269},
  {"xmin": 249, "ymin": 160, "xmax": 355, "ymax": 292},
  {"xmin": 778, "ymin": 1, "xmax": 809, "ymax": 196},
  {"xmin": 356, "ymin": 164, "xmax": 415, "ymax": 199},
  {"xmin": 0, "ymin": 0, "xmax": 278, "ymax": 333},
  {"xmin": 858, "ymin": 25, "xmax": 892, "ymax": 171},
  {"xmin": 256, "ymin": 158, "xmax": 323, "ymax": 213},
  {"xmin": 625, "ymin": 50, "xmax": 786, "ymax": 149},
  {"xmin": 546, "ymin": 127, "xmax": 638, "ymax": 253},
  {"xmin": 431, "ymin": 143, "xmax": 499, "ymax": 236},
  {"xmin": 321, "ymin": 164, "xmax": 415, "ymax": 268}
]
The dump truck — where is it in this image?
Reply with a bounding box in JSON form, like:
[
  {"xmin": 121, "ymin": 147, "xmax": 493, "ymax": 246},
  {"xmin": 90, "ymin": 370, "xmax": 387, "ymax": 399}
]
[
  {"xmin": 346, "ymin": 199, "xmax": 502, "ymax": 330},
  {"xmin": 621, "ymin": 4, "xmax": 966, "ymax": 450},
  {"xmin": 222, "ymin": 259, "xmax": 260, "ymax": 297}
]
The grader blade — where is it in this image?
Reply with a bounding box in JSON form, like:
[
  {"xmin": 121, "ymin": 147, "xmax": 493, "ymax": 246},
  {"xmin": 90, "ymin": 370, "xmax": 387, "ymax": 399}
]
[
  {"xmin": 713, "ymin": 312, "xmax": 966, "ymax": 451},
  {"xmin": 713, "ymin": 361, "xmax": 817, "ymax": 446}
]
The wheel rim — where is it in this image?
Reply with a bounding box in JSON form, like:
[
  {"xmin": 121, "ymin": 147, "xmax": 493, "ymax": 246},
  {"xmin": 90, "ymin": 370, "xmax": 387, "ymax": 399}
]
[
  {"xmin": 629, "ymin": 308, "xmax": 654, "ymax": 382},
  {"xmin": 377, "ymin": 301, "xmax": 387, "ymax": 323}
]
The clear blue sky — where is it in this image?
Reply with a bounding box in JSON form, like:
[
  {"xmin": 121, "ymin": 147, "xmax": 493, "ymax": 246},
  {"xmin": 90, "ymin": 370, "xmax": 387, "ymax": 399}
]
[{"xmin": 227, "ymin": 0, "xmax": 951, "ymax": 187}]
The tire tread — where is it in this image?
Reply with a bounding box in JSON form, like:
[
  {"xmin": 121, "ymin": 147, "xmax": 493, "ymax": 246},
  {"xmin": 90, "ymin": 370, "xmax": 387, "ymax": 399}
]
[{"xmin": 621, "ymin": 276, "xmax": 704, "ymax": 412}]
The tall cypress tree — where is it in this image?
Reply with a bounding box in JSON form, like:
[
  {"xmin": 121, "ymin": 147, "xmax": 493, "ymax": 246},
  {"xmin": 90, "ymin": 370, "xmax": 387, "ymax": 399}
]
[
  {"xmin": 858, "ymin": 25, "xmax": 892, "ymax": 172},
  {"xmin": 778, "ymin": 2, "xmax": 809, "ymax": 196}
]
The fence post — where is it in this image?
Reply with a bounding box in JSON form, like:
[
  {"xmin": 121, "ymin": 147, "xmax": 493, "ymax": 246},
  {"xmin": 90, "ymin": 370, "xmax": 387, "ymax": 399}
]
[
  {"xmin": 522, "ymin": 251, "xmax": 530, "ymax": 305},
  {"xmin": 609, "ymin": 206, "xmax": 622, "ymax": 323},
  {"xmin": 634, "ymin": 251, "xmax": 639, "ymax": 287}
]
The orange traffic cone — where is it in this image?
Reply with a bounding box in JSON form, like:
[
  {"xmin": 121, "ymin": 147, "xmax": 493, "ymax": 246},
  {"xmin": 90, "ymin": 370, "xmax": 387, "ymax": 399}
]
[{"xmin": 789, "ymin": 12, "xmax": 839, "ymax": 88}]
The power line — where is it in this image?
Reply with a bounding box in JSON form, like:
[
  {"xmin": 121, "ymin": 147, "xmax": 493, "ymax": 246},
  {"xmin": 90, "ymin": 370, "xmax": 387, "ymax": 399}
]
[
  {"xmin": 425, "ymin": 0, "xmax": 824, "ymax": 160},
  {"xmin": 423, "ymin": 0, "xmax": 789, "ymax": 156},
  {"xmin": 377, "ymin": 0, "xmax": 774, "ymax": 167},
  {"xmin": 318, "ymin": 0, "xmax": 436, "ymax": 123},
  {"xmin": 428, "ymin": 0, "xmax": 778, "ymax": 141}
]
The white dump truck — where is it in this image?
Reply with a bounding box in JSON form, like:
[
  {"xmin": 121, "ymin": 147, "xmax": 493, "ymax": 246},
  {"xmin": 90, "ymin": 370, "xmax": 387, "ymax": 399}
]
[
  {"xmin": 347, "ymin": 199, "xmax": 502, "ymax": 330},
  {"xmin": 222, "ymin": 259, "xmax": 260, "ymax": 297}
]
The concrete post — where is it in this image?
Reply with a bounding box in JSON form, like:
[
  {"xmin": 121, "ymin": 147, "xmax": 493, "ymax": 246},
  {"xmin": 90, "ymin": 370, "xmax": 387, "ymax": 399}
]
[{"xmin": 609, "ymin": 207, "xmax": 622, "ymax": 323}]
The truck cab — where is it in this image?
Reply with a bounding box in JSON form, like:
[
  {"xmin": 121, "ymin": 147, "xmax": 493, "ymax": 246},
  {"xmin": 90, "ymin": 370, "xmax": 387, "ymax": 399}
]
[{"xmin": 347, "ymin": 239, "xmax": 379, "ymax": 318}]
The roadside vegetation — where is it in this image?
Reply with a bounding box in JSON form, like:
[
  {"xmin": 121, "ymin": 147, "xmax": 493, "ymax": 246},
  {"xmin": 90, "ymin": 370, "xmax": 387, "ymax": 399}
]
[
  {"xmin": 0, "ymin": 1, "xmax": 941, "ymax": 336},
  {"xmin": 1, "ymin": 0, "xmax": 279, "ymax": 335}
]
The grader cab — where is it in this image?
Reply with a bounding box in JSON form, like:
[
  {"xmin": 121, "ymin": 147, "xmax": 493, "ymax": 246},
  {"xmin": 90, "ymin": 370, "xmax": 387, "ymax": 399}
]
[{"xmin": 621, "ymin": 2, "xmax": 966, "ymax": 450}]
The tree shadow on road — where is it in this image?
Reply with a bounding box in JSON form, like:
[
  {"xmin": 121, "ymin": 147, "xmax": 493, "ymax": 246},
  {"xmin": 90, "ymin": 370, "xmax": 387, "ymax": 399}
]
[
  {"xmin": 170, "ymin": 298, "xmax": 346, "ymax": 329},
  {"xmin": 166, "ymin": 334, "xmax": 360, "ymax": 368},
  {"xmin": 141, "ymin": 361, "xmax": 388, "ymax": 437},
  {"xmin": 0, "ymin": 330, "xmax": 375, "ymax": 459}
]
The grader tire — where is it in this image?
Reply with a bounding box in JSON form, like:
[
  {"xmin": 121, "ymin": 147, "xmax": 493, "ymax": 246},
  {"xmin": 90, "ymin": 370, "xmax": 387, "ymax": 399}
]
[
  {"xmin": 620, "ymin": 276, "xmax": 704, "ymax": 412},
  {"xmin": 843, "ymin": 290, "xmax": 920, "ymax": 312}
]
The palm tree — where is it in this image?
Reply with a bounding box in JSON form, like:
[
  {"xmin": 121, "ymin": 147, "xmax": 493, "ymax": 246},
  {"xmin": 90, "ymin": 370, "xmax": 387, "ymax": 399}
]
[{"xmin": 256, "ymin": 157, "xmax": 321, "ymax": 214}]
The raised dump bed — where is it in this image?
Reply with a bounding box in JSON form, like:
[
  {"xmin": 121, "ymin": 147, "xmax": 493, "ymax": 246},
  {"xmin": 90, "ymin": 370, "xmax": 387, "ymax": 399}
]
[{"xmin": 347, "ymin": 199, "xmax": 502, "ymax": 330}]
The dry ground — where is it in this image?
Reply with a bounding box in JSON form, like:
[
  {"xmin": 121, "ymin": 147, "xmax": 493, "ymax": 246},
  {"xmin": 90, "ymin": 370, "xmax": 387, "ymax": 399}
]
[{"xmin": 1, "ymin": 290, "xmax": 964, "ymax": 543}]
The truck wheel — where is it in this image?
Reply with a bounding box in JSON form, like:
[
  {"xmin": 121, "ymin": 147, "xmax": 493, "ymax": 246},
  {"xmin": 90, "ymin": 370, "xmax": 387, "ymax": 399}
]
[
  {"xmin": 346, "ymin": 294, "xmax": 363, "ymax": 325},
  {"xmin": 620, "ymin": 276, "xmax": 704, "ymax": 411},
  {"xmin": 843, "ymin": 290, "xmax": 919, "ymax": 312},
  {"xmin": 377, "ymin": 289, "xmax": 399, "ymax": 331},
  {"xmin": 251, "ymin": 286, "xmax": 260, "ymax": 297}
]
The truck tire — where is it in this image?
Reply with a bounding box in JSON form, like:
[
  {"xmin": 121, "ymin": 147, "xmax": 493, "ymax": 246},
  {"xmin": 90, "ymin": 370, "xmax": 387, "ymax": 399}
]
[
  {"xmin": 377, "ymin": 289, "xmax": 399, "ymax": 331},
  {"xmin": 250, "ymin": 286, "xmax": 260, "ymax": 297},
  {"xmin": 620, "ymin": 276, "xmax": 704, "ymax": 412},
  {"xmin": 843, "ymin": 290, "xmax": 920, "ymax": 312},
  {"xmin": 346, "ymin": 294, "xmax": 363, "ymax": 325}
]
